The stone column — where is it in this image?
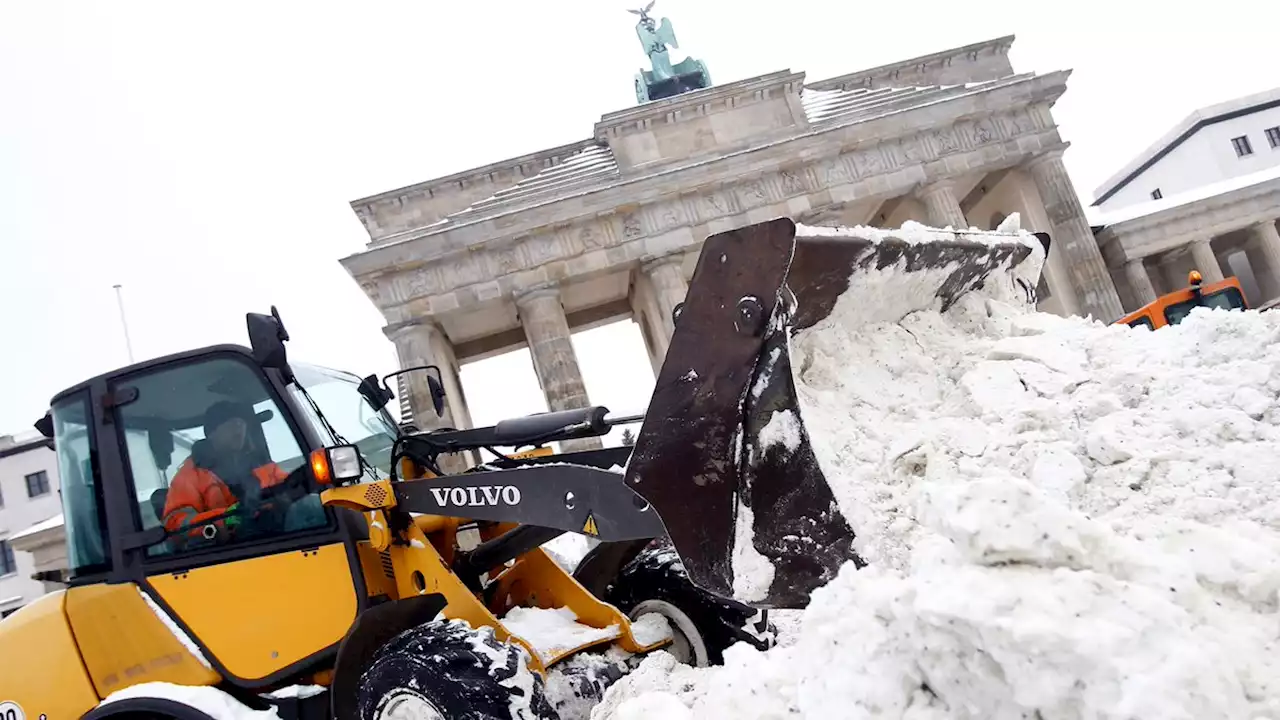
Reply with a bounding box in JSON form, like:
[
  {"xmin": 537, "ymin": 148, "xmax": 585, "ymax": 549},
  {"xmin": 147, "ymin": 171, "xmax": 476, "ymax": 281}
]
[
  {"xmin": 385, "ymin": 319, "xmax": 477, "ymax": 472},
  {"xmin": 916, "ymin": 181, "xmax": 969, "ymax": 230},
  {"xmin": 1189, "ymin": 238, "xmax": 1225, "ymax": 283},
  {"xmin": 516, "ymin": 287, "xmax": 601, "ymax": 453},
  {"xmin": 1026, "ymin": 149, "xmax": 1124, "ymax": 322},
  {"xmin": 1249, "ymin": 221, "xmax": 1280, "ymax": 298},
  {"xmin": 1243, "ymin": 245, "xmax": 1278, "ymax": 304},
  {"xmin": 628, "ymin": 276, "xmax": 666, "ymax": 377},
  {"xmin": 642, "ymin": 255, "xmax": 689, "ymax": 343},
  {"xmin": 1124, "ymin": 258, "xmax": 1158, "ymax": 307}
]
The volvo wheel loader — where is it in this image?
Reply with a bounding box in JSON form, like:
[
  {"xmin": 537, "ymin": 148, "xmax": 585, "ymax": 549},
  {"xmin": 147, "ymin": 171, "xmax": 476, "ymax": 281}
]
[{"xmin": 0, "ymin": 216, "xmax": 1052, "ymax": 720}]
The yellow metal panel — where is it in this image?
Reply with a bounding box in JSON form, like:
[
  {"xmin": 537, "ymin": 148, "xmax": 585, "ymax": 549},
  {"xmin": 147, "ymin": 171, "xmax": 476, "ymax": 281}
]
[
  {"xmin": 321, "ymin": 480, "xmax": 396, "ymax": 512},
  {"xmin": 508, "ymin": 447, "xmax": 554, "ymax": 460},
  {"xmin": 388, "ymin": 524, "xmax": 546, "ymax": 673},
  {"xmin": 65, "ymin": 582, "xmax": 222, "ymax": 698},
  {"xmin": 148, "ymin": 543, "xmax": 358, "ymax": 682},
  {"xmin": 0, "ymin": 592, "xmax": 101, "ymax": 719},
  {"xmin": 488, "ymin": 549, "xmax": 671, "ymax": 666},
  {"xmin": 355, "ymin": 541, "xmax": 399, "ymax": 600}
]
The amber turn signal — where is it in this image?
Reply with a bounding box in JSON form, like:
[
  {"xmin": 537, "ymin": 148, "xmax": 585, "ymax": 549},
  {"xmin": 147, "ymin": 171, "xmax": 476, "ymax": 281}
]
[{"xmin": 310, "ymin": 449, "xmax": 333, "ymax": 484}]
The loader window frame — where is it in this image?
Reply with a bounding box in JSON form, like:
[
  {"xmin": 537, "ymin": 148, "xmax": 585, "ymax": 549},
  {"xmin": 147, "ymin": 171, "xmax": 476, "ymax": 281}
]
[
  {"xmin": 288, "ymin": 362, "xmax": 401, "ymax": 480},
  {"xmin": 1126, "ymin": 316, "xmax": 1154, "ymax": 330},
  {"xmin": 109, "ymin": 350, "xmax": 344, "ymax": 573},
  {"xmin": 51, "ymin": 390, "xmax": 112, "ymax": 578}
]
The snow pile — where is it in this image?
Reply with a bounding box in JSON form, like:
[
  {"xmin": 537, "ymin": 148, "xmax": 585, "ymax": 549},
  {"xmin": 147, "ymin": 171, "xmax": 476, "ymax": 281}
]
[
  {"xmin": 596, "ymin": 247, "xmax": 1280, "ymax": 718},
  {"xmin": 544, "ymin": 533, "xmax": 598, "ymax": 572},
  {"xmin": 503, "ymin": 606, "xmax": 620, "ymax": 664},
  {"xmin": 101, "ymin": 683, "xmax": 280, "ymax": 720},
  {"xmin": 630, "ymin": 612, "xmax": 674, "ymax": 646}
]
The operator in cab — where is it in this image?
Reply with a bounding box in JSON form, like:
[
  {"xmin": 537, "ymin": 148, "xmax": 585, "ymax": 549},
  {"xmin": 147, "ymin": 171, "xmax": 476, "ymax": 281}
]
[{"xmin": 161, "ymin": 400, "xmax": 296, "ymax": 543}]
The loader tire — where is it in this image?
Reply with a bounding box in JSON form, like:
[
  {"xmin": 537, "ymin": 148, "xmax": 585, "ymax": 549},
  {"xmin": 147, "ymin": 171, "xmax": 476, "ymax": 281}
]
[
  {"xmin": 356, "ymin": 618, "xmax": 557, "ymax": 720},
  {"xmin": 602, "ymin": 540, "xmax": 775, "ymax": 667}
]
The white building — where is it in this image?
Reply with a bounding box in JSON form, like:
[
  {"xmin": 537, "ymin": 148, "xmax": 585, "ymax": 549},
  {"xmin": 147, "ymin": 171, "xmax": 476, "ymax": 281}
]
[
  {"xmin": 1088, "ymin": 87, "xmax": 1280, "ymax": 312},
  {"xmin": 0, "ymin": 431, "xmax": 62, "ymax": 617}
]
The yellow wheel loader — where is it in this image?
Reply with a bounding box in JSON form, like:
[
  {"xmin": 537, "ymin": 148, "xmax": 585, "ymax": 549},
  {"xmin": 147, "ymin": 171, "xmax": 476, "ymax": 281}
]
[{"xmin": 0, "ymin": 217, "xmax": 1051, "ymax": 720}]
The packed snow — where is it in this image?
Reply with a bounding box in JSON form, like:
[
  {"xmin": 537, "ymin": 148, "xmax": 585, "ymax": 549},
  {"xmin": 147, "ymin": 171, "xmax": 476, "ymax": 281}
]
[
  {"xmin": 502, "ymin": 606, "xmax": 621, "ymax": 664},
  {"xmin": 629, "ymin": 612, "xmax": 674, "ymax": 646},
  {"xmin": 594, "ymin": 225, "xmax": 1280, "ymax": 719},
  {"xmin": 100, "ymin": 683, "xmax": 280, "ymax": 720},
  {"xmin": 544, "ymin": 533, "xmax": 598, "ymax": 572}
]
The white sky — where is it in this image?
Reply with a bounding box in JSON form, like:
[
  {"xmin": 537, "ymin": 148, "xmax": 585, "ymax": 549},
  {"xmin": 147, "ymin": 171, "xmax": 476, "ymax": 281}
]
[{"xmin": 0, "ymin": 0, "xmax": 1273, "ymax": 438}]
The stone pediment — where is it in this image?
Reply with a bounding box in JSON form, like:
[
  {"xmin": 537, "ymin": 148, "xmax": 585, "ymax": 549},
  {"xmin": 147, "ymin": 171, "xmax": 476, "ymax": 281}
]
[
  {"xmin": 343, "ymin": 69, "xmax": 1067, "ymax": 283},
  {"xmin": 348, "ymin": 35, "xmax": 1025, "ymax": 250},
  {"xmin": 594, "ymin": 70, "xmax": 810, "ymax": 175}
]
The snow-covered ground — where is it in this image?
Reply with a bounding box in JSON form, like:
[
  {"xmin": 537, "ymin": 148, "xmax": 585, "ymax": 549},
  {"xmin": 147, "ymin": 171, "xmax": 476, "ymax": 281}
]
[{"xmin": 594, "ymin": 230, "xmax": 1280, "ymax": 719}]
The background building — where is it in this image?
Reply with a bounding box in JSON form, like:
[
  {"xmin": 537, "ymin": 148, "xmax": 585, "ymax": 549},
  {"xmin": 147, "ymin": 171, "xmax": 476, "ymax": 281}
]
[
  {"xmin": 0, "ymin": 431, "xmax": 61, "ymax": 617},
  {"xmin": 1088, "ymin": 87, "xmax": 1280, "ymax": 311},
  {"xmin": 341, "ymin": 34, "xmax": 1124, "ymax": 446}
]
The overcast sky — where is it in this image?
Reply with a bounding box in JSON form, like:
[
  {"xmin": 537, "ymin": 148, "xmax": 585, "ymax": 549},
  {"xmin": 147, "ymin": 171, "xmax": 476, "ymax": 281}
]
[{"xmin": 0, "ymin": 0, "xmax": 1273, "ymax": 440}]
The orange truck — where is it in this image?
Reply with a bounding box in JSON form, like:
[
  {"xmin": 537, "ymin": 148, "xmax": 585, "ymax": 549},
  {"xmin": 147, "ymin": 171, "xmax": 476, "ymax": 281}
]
[{"xmin": 1116, "ymin": 270, "xmax": 1251, "ymax": 330}]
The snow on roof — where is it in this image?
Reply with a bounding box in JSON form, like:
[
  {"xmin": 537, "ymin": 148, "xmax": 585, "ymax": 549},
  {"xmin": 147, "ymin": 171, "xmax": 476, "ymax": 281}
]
[
  {"xmin": 11, "ymin": 513, "xmax": 64, "ymax": 541},
  {"xmin": 429, "ymin": 75, "xmax": 1042, "ymax": 232},
  {"xmin": 1087, "ymin": 163, "xmax": 1280, "ymax": 228},
  {"xmin": 799, "ymin": 74, "xmax": 1036, "ymax": 127},
  {"xmin": 441, "ymin": 143, "xmax": 619, "ymax": 224},
  {"xmin": 1092, "ymin": 85, "xmax": 1280, "ymax": 204},
  {"xmin": 0, "ymin": 430, "xmax": 52, "ymax": 458}
]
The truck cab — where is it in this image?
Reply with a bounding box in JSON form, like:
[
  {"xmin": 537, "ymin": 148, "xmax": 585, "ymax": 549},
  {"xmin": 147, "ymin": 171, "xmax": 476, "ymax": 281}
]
[{"xmin": 1115, "ymin": 270, "xmax": 1250, "ymax": 330}]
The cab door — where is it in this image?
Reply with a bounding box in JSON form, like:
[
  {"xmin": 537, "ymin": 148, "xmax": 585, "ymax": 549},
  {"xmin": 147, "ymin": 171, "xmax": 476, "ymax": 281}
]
[{"xmin": 111, "ymin": 352, "xmax": 360, "ymax": 686}]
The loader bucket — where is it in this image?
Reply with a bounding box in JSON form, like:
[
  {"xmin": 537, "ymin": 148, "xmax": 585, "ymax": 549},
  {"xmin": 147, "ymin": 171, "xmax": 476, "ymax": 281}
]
[{"xmin": 624, "ymin": 217, "xmax": 1049, "ymax": 608}]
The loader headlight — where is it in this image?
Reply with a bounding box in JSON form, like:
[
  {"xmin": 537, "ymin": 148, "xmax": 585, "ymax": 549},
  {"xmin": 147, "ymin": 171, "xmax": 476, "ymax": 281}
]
[
  {"xmin": 310, "ymin": 444, "xmax": 363, "ymax": 485},
  {"xmin": 329, "ymin": 445, "xmax": 363, "ymax": 480}
]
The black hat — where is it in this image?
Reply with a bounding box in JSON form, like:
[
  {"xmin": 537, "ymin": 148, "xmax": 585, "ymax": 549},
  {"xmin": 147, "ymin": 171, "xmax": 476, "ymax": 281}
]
[{"xmin": 203, "ymin": 400, "xmax": 257, "ymax": 436}]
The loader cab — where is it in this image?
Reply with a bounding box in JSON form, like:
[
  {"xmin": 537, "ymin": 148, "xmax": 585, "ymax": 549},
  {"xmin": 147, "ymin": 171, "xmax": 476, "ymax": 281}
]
[
  {"xmin": 38, "ymin": 322, "xmax": 389, "ymax": 689},
  {"xmin": 1116, "ymin": 270, "xmax": 1249, "ymax": 330}
]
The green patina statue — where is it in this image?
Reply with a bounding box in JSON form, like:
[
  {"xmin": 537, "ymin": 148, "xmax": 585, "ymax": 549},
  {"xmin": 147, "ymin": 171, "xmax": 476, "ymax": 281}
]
[{"xmin": 629, "ymin": 2, "xmax": 712, "ymax": 104}]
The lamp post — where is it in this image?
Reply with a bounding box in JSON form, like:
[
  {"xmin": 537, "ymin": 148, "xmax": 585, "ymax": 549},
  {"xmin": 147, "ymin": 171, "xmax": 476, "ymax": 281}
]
[{"xmin": 113, "ymin": 284, "xmax": 135, "ymax": 364}]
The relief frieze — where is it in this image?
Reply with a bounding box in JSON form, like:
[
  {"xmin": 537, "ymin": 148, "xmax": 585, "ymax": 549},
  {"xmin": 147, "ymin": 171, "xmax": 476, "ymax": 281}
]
[
  {"xmin": 373, "ymin": 109, "xmax": 1049, "ymax": 311},
  {"xmin": 621, "ymin": 212, "xmax": 645, "ymax": 240}
]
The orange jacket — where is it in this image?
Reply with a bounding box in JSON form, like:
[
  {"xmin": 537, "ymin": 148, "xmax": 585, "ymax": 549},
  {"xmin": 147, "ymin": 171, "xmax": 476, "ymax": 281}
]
[{"xmin": 162, "ymin": 457, "xmax": 290, "ymax": 534}]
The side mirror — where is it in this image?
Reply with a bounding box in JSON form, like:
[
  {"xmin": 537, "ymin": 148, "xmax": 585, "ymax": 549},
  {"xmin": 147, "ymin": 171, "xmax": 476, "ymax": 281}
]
[
  {"xmin": 358, "ymin": 374, "xmax": 395, "ymax": 411},
  {"xmin": 381, "ymin": 365, "xmax": 448, "ymax": 419},
  {"xmin": 427, "ymin": 375, "xmax": 446, "ymax": 418},
  {"xmin": 34, "ymin": 412, "xmax": 53, "ymax": 440},
  {"xmin": 246, "ymin": 306, "xmax": 292, "ymax": 375}
]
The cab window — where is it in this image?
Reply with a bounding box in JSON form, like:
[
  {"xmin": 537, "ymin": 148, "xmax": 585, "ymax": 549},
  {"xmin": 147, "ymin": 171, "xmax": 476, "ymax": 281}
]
[
  {"xmin": 288, "ymin": 362, "xmax": 398, "ymax": 480},
  {"xmin": 1164, "ymin": 287, "xmax": 1247, "ymax": 326},
  {"xmin": 115, "ymin": 355, "xmax": 332, "ymax": 558},
  {"xmin": 52, "ymin": 392, "xmax": 110, "ymax": 576},
  {"xmin": 1126, "ymin": 316, "xmax": 1155, "ymax": 330}
]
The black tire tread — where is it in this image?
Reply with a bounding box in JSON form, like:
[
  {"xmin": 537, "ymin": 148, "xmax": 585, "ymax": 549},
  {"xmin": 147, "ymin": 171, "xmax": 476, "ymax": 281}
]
[
  {"xmin": 602, "ymin": 540, "xmax": 772, "ymax": 666},
  {"xmin": 357, "ymin": 618, "xmax": 557, "ymax": 720}
]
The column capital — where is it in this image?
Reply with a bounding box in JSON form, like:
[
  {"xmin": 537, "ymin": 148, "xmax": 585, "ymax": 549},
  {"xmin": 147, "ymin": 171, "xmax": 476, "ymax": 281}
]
[
  {"xmin": 1250, "ymin": 220, "xmax": 1280, "ymax": 239},
  {"xmin": 514, "ymin": 284, "xmax": 562, "ymax": 307},
  {"xmin": 382, "ymin": 317, "xmax": 442, "ymax": 342},
  {"xmin": 914, "ymin": 179, "xmax": 956, "ymax": 200},
  {"xmin": 641, "ymin": 253, "xmax": 686, "ymax": 274},
  {"xmin": 1025, "ymin": 143, "xmax": 1072, "ymax": 172}
]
